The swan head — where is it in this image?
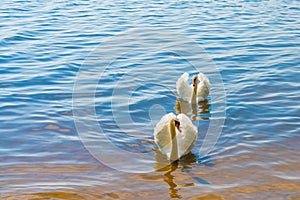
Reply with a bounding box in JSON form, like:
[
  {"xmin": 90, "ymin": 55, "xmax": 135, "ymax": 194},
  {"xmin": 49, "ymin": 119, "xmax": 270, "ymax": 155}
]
[
  {"xmin": 174, "ymin": 118, "xmax": 181, "ymax": 132},
  {"xmin": 192, "ymin": 75, "xmax": 198, "ymax": 87}
]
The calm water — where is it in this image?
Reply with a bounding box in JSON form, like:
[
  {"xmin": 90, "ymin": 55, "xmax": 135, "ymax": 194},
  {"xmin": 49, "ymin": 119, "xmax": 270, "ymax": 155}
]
[{"xmin": 1, "ymin": 0, "xmax": 300, "ymax": 199}]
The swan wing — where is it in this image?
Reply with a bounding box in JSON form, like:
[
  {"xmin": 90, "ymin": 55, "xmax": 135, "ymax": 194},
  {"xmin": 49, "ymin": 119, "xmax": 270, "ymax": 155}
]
[
  {"xmin": 154, "ymin": 113, "xmax": 176, "ymax": 156},
  {"xmin": 197, "ymin": 73, "xmax": 210, "ymax": 100},
  {"xmin": 177, "ymin": 114, "xmax": 198, "ymax": 157},
  {"xmin": 176, "ymin": 72, "xmax": 192, "ymax": 102}
]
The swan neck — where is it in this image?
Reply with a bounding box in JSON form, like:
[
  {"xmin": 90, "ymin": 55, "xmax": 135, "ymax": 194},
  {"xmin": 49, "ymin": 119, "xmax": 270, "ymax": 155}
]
[
  {"xmin": 191, "ymin": 82, "xmax": 197, "ymax": 104},
  {"xmin": 170, "ymin": 120, "xmax": 179, "ymax": 161}
]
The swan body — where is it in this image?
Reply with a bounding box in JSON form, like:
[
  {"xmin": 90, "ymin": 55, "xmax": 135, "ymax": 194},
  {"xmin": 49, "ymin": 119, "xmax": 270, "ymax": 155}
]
[
  {"xmin": 154, "ymin": 113, "xmax": 197, "ymax": 161},
  {"xmin": 176, "ymin": 72, "xmax": 210, "ymax": 103}
]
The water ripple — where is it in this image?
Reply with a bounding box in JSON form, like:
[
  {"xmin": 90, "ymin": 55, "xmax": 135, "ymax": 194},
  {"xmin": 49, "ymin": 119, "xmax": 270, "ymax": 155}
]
[{"xmin": 0, "ymin": 0, "xmax": 299, "ymax": 199}]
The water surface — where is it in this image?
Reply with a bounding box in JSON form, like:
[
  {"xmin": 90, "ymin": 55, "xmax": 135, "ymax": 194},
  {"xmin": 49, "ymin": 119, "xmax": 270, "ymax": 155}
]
[{"xmin": 0, "ymin": 0, "xmax": 299, "ymax": 199}]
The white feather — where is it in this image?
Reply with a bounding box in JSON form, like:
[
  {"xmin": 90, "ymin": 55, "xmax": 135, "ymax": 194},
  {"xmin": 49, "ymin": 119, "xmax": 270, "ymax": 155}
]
[
  {"xmin": 177, "ymin": 114, "xmax": 197, "ymax": 157},
  {"xmin": 154, "ymin": 113, "xmax": 175, "ymax": 156},
  {"xmin": 176, "ymin": 72, "xmax": 193, "ymax": 102},
  {"xmin": 197, "ymin": 73, "xmax": 210, "ymax": 101}
]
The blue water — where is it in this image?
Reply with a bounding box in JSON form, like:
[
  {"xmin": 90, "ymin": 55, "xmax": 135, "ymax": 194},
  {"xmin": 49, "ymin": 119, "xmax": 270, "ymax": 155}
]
[{"xmin": 1, "ymin": 0, "xmax": 299, "ymax": 199}]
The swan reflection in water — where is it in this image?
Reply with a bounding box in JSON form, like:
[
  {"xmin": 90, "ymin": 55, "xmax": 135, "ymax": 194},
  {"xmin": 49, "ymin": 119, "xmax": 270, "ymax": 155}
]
[
  {"xmin": 174, "ymin": 98, "xmax": 210, "ymax": 121},
  {"xmin": 153, "ymin": 149, "xmax": 209, "ymax": 199}
]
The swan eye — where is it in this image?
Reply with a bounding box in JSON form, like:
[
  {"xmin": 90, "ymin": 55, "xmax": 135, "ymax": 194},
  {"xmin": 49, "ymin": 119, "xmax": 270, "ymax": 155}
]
[{"xmin": 174, "ymin": 120, "xmax": 180, "ymax": 126}]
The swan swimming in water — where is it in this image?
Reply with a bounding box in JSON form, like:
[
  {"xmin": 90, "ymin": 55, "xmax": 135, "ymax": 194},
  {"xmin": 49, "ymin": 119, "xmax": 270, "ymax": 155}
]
[
  {"xmin": 154, "ymin": 113, "xmax": 197, "ymax": 161},
  {"xmin": 176, "ymin": 72, "xmax": 210, "ymax": 103}
]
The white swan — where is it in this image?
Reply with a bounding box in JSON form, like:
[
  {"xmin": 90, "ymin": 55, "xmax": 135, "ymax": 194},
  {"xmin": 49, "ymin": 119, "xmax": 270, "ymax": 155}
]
[
  {"xmin": 154, "ymin": 113, "xmax": 197, "ymax": 161},
  {"xmin": 176, "ymin": 72, "xmax": 210, "ymax": 103}
]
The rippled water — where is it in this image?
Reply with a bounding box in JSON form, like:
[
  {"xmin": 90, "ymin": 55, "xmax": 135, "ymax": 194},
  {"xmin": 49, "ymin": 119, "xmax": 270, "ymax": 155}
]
[{"xmin": 1, "ymin": 0, "xmax": 299, "ymax": 199}]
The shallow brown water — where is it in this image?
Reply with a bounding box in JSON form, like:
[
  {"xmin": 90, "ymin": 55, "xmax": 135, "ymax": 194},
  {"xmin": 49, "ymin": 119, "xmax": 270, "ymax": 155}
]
[{"xmin": 1, "ymin": 141, "xmax": 299, "ymax": 199}]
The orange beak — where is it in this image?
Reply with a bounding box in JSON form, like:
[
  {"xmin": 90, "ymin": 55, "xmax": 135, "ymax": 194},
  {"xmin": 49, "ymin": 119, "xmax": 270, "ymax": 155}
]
[{"xmin": 175, "ymin": 124, "xmax": 181, "ymax": 132}]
